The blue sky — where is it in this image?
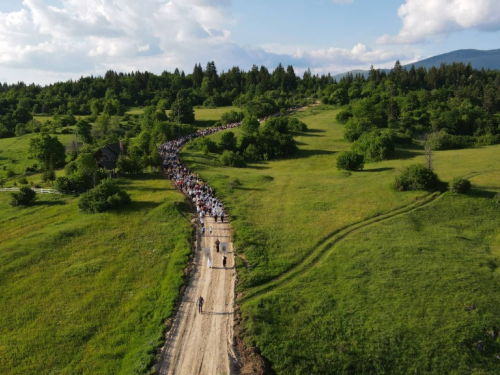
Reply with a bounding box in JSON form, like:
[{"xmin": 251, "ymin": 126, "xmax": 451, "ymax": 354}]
[{"xmin": 0, "ymin": 0, "xmax": 499, "ymax": 85}]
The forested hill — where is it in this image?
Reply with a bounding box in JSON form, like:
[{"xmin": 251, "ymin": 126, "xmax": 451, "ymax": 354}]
[
  {"xmin": 1, "ymin": 60, "xmax": 500, "ymax": 151},
  {"xmin": 333, "ymin": 48, "xmax": 500, "ymax": 81},
  {"xmin": 411, "ymin": 49, "xmax": 500, "ymax": 70}
]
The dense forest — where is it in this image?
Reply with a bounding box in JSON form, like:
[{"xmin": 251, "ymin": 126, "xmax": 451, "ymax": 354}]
[
  {"xmin": 1, "ymin": 60, "xmax": 499, "ymax": 151},
  {"xmin": 0, "ymin": 62, "xmax": 325, "ymax": 138}
]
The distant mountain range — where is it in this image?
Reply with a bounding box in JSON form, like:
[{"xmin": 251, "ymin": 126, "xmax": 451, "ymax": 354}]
[{"xmin": 332, "ymin": 48, "xmax": 500, "ymax": 81}]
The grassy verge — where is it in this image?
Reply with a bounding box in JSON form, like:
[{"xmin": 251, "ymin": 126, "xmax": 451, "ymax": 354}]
[{"xmin": 0, "ymin": 174, "xmax": 193, "ymax": 374}]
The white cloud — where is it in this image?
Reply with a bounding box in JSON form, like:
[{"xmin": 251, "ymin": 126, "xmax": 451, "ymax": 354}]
[
  {"xmin": 378, "ymin": 0, "xmax": 500, "ymax": 44},
  {"xmin": 0, "ymin": 0, "xmax": 415, "ymax": 84},
  {"xmin": 331, "ymin": 0, "xmax": 353, "ymax": 4}
]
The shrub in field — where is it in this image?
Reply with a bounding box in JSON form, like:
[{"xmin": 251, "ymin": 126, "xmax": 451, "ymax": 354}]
[
  {"xmin": 42, "ymin": 169, "xmax": 56, "ymax": 183},
  {"xmin": 428, "ymin": 132, "xmax": 475, "ymax": 150},
  {"xmin": 219, "ymin": 150, "xmax": 247, "ymax": 168},
  {"xmin": 352, "ymin": 130, "xmax": 395, "ymax": 162},
  {"xmin": 475, "ymin": 133, "xmax": 500, "ymax": 147},
  {"xmin": 287, "ymin": 118, "xmax": 308, "ymax": 132},
  {"xmin": 186, "ymin": 137, "xmax": 217, "ymax": 153},
  {"xmin": 220, "ymin": 110, "xmax": 242, "ymax": 125},
  {"xmin": 344, "ymin": 117, "xmax": 374, "ymax": 142},
  {"xmin": 17, "ymin": 177, "xmax": 28, "ymax": 185},
  {"xmin": 218, "ymin": 131, "xmax": 237, "ymax": 151},
  {"xmin": 336, "ymin": 108, "xmax": 352, "ymax": 124},
  {"xmin": 55, "ymin": 176, "xmax": 74, "ymax": 193},
  {"xmin": 336, "ymin": 151, "xmax": 365, "ymax": 171},
  {"xmin": 78, "ymin": 178, "xmax": 131, "ymax": 214},
  {"xmin": 10, "ymin": 186, "xmax": 37, "ymax": 206},
  {"xmin": 394, "ymin": 164, "xmax": 440, "ymax": 191},
  {"xmin": 450, "ymin": 178, "xmax": 471, "ymax": 194}
]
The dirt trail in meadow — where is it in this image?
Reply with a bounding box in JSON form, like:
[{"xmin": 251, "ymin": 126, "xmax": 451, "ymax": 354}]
[{"xmin": 158, "ymin": 215, "xmax": 238, "ymax": 375}]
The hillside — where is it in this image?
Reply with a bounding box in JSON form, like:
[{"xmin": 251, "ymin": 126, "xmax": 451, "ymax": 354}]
[
  {"xmin": 332, "ymin": 48, "xmax": 500, "ymax": 80},
  {"xmin": 0, "ymin": 175, "xmax": 193, "ymax": 374},
  {"xmin": 411, "ymin": 48, "xmax": 500, "ymax": 70},
  {"xmin": 182, "ymin": 105, "xmax": 500, "ymax": 374}
]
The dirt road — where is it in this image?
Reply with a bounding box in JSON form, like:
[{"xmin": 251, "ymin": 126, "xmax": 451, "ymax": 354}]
[{"xmin": 158, "ymin": 215, "xmax": 237, "ymax": 375}]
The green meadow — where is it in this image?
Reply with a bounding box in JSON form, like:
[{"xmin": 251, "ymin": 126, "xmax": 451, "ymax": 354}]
[
  {"xmin": 181, "ymin": 106, "xmax": 500, "ymax": 374},
  {"xmin": 167, "ymin": 105, "xmax": 240, "ymax": 128},
  {"xmin": 0, "ymin": 174, "xmax": 193, "ymax": 374},
  {"xmin": 0, "ymin": 133, "xmax": 75, "ymax": 180},
  {"xmin": 1, "ymin": 104, "xmax": 499, "ymax": 374}
]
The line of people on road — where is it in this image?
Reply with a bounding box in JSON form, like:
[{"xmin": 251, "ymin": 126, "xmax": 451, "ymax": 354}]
[
  {"xmin": 159, "ymin": 107, "xmax": 307, "ymax": 315},
  {"xmin": 159, "ymin": 122, "xmax": 238, "ymax": 315}
]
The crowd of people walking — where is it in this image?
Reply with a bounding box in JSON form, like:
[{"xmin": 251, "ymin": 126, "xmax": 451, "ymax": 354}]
[
  {"xmin": 159, "ymin": 122, "xmax": 241, "ymax": 314},
  {"xmin": 158, "ymin": 106, "xmax": 306, "ymax": 315}
]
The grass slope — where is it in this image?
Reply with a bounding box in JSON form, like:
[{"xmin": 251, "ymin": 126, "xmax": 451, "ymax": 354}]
[
  {"xmin": 0, "ymin": 174, "xmax": 193, "ymax": 374},
  {"xmin": 0, "ymin": 133, "xmax": 75, "ymax": 177},
  {"xmin": 181, "ymin": 105, "xmax": 500, "ymax": 374},
  {"xmin": 243, "ymin": 192, "xmax": 500, "ymax": 374}
]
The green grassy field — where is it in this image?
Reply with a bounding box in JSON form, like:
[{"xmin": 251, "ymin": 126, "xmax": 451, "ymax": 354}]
[
  {"xmin": 181, "ymin": 105, "xmax": 500, "ymax": 374},
  {"xmin": 0, "ymin": 133, "xmax": 75, "ymax": 182},
  {"xmin": 0, "ymin": 174, "xmax": 193, "ymax": 375},
  {"xmin": 167, "ymin": 106, "xmax": 240, "ymax": 128}
]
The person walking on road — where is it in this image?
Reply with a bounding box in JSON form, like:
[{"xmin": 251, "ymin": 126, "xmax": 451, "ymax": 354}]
[
  {"xmin": 197, "ymin": 296, "xmax": 204, "ymax": 313},
  {"xmin": 215, "ymin": 239, "xmax": 220, "ymax": 253},
  {"xmin": 222, "ymin": 255, "xmax": 227, "ymax": 268},
  {"xmin": 221, "ymin": 212, "xmax": 225, "ymax": 223},
  {"xmin": 209, "ymin": 226, "xmax": 213, "ymax": 235}
]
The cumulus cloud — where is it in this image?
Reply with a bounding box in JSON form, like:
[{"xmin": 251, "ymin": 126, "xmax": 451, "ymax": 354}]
[
  {"xmin": 0, "ymin": 0, "xmax": 414, "ymax": 84},
  {"xmin": 0, "ymin": 0, "xmax": 233, "ymax": 73},
  {"xmin": 378, "ymin": 0, "xmax": 500, "ymax": 44}
]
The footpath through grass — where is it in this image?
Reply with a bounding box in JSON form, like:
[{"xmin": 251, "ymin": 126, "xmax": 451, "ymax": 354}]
[
  {"xmin": 0, "ymin": 174, "xmax": 193, "ymax": 375},
  {"xmin": 181, "ymin": 105, "xmax": 500, "ymax": 374}
]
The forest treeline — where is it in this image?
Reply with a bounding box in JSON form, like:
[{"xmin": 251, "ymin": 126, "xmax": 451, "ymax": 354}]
[
  {"xmin": 1, "ymin": 60, "xmax": 499, "ymax": 147},
  {"xmin": 331, "ymin": 62, "xmax": 500, "ymax": 153},
  {"xmin": 0, "ymin": 62, "xmax": 320, "ymax": 138}
]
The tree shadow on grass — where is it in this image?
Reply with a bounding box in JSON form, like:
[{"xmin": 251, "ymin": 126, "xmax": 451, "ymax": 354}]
[
  {"xmin": 246, "ymin": 164, "xmax": 270, "ymax": 170},
  {"xmin": 467, "ymin": 188, "xmax": 497, "ymax": 199},
  {"xmin": 391, "ymin": 147, "xmax": 423, "ymax": 160},
  {"xmin": 305, "ymin": 128, "xmax": 326, "ymax": 133},
  {"xmin": 33, "ymin": 200, "xmax": 66, "ymax": 206},
  {"xmin": 362, "ymin": 167, "xmax": 395, "ymax": 173},
  {"xmin": 391, "ymin": 144, "xmax": 424, "ymax": 160},
  {"xmin": 298, "ymin": 128, "xmax": 326, "ymax": 137}
]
